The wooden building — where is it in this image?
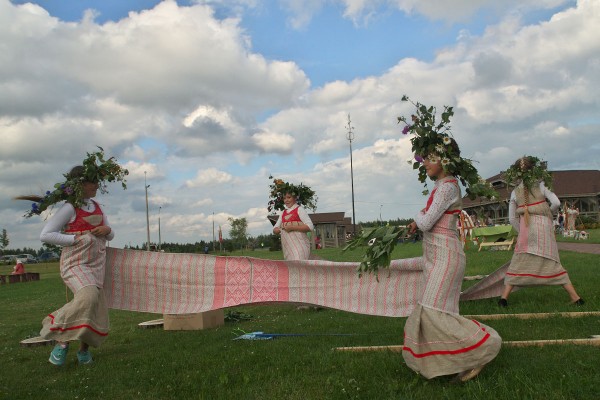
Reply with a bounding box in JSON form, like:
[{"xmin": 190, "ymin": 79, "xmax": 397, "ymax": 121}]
[
  {"xmin": 462, "ymin": 170, "xmax": 600, "ymax": 225},
  {"xmin": 268, "ymin": 211, "xmax": 355, "ymax": 249},
  {"xmin": 308, "ymin": 212, "xmax": 354, "ymax": 248}
]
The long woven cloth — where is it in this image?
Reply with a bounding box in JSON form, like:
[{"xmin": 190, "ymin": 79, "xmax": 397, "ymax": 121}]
[{"xmin": 104, "ymin": 248, "xmax": 501, "ymax": 317}]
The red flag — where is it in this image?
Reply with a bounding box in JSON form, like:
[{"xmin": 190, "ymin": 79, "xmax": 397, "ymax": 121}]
[{"xmin": 218, "ymin": 226, "xmax": 223, "ymax": 243}]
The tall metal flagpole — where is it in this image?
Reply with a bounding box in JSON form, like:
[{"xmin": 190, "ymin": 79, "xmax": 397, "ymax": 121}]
[
  {"xmin": 145, "ymin": 171, "xmax": 151, "ymax": 251},
  {"xmin": 346, "ymin": 115, "xmax": 356, "ymax": 235}
]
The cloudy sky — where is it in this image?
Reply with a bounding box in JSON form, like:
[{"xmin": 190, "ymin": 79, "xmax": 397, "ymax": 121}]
[{"xmin": 1, "ymin": 0, "xmax": 598, "ymax": 251}]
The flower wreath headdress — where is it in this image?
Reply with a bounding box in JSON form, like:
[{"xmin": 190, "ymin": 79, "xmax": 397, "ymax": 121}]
[
  {"xmin": 17, "ymin": 146, "xmax": 129, "ymax": 218},
  {"xmin": 502, "ymin": 155, "xmax": 552, "ymax": 190},
  {"xmin": 397, "ymin": 95, "xmax": 497, "ymax": 200},
  {"xmin": 267, "ymin": 176, "xmax": 317, "ymax": 214}
]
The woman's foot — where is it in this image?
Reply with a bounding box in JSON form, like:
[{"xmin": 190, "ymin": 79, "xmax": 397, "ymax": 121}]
[
  {"xmin": 497, "ymin": 298, "xmax": 508, "ymax": 307},
  {"xmin": 572, "ymin": 298, "xmax": 585, "ymax": 306},
  {"xmin": 77, "ymin": 350, "xmax": 93, "ymax": 365},
  {"xmin": 452, "ymin": 364, "xmax": 486, "ymax": 383},
  {"xmin": 49, "ymin": 343, "xmax": 69, "ymax": 366}
]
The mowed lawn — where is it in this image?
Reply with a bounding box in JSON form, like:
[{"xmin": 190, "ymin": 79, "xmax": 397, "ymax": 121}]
[{"xmin": 0, "ymin": 241, "xmax": 598, "ymax": 400}]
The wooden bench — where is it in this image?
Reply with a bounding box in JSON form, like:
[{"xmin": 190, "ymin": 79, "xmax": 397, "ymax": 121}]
[
  {"xmin": 478, "ymin": 237, "xmax": 514, "ymax": 252},
  {"xmin": 473, "ymin": 225, "xmax": 517, "ymax": 252},
  {"xmin": 2, "ymin": 273, "xmax": 40, "ymax": 283},
  {"xmin": 25, "ymin": 272, "xmax": 40, "ymax": 281}
]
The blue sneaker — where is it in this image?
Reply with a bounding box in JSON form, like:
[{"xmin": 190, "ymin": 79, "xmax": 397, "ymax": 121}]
[
  {"xmin": 77, "ymin": 350, "xmax": 93, "ymax": 365},
  {"xmin": 49, "ymin": 344, "xmax": 69, "ymax": 366}
]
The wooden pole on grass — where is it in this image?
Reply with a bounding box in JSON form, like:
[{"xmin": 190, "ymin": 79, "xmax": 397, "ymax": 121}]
[
  {"xmin": 334, "ymin": 336, "xmax": 600, "ymax": 352},
  {"xmin": 463, "ymin": 311, "xmax": 600, "ymax": 320}
]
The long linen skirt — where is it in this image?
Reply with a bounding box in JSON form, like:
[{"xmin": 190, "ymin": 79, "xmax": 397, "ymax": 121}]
[
  {"xmin": 401, "ymin": 227, "xmax": 501, "ymax": 379},
  {"xmin": 281, "ymin": 229, "xmax": 311, "ymax": 260},
  {"xmin": 40, "ymin": 234, "xmax": 109, "ymax": 347},
  {"xmin": 505, "ymin": 253, "xmax": 571, "ymax": 286},
  {"xmin": 40, "ymin": 285, "xmax": 109, "ymax": 347},
  {"xmin": 505, "ymin": 214, "xmax": 570, "ymax": 286},
  {"xmin": 402, "ymin": 305, "xmax": 501, "ymax": 379}
]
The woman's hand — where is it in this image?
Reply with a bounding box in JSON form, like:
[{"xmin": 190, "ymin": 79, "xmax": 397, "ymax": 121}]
[
  {"xmin": 91, "ymin": 226, "xmax": 112, "ymax": 237},
  {"xmin": 273, "ymin": 227, "xmax": 281, "ymax": 235},
  {"xmin": 408, "ymin": 221, "xmax": 418, "ymax": 234}
]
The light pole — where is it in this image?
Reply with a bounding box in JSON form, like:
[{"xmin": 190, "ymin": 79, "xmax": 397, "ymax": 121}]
[
  {"xmin": 380, "ymin": 204, "xmax": 383, "ymax": 226},
  {"xmin": 346, "ymin": 114, "xmax": 356, "ymax": 235},
  {"xmin": 158, "ymin": 206, "xmax": 162, "ymax": 251},
  {"xmin": 212, "ymin": 212, "xmax": 216, "ymax": 252},
  {"xmin": 145, "ymin": 171, "xmax": 150, "ymax": 251}
]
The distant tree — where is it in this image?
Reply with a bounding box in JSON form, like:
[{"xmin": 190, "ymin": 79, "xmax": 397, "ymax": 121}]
[
  {"xmin": 42, "ymin": 243, "xmax": 62, "ymax": 256},
  {"xmin": 0, "ymin": 229, "xmax": 8, "ymax": 254},
  {"xmin": 228, "ymin": 217, "xmax": 248, "ymax": 249}
]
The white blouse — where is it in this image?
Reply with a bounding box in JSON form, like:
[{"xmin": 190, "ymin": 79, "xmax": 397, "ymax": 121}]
[
  {"xmin": 40, "ymin": 199, "xmax": 114, "ymax": 246},
  {"xmin": 414, "ymin": 179, "xmax": 460, "ymax": 232}
]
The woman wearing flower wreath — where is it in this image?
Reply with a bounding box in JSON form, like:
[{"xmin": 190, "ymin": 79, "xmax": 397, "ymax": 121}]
[
  {"xmin": 268, "ymin": 178, "xmax": 316, "ymax": 260},
  {"xmin": 498, "ymin": 156, "xmax": 584, "ymax": 307},
  {"xmin": 397, "ymin": 97, "xmax": 501, "ymax": 382},
  {"xmin": 16, "ymin": 148, "xmax": 128, "ymax": 366}
]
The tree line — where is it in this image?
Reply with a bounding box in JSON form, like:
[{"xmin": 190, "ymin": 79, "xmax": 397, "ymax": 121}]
[{"xmin": 1, "ymin": 216, "xmax": 414, "ymax": 257}]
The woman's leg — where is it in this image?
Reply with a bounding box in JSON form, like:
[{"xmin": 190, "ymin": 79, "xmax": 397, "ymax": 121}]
[
  {"xmin": 500, "ymin": 284, "xmax": 513, "ymax": 300},
  {"xmin": 498, "ymin": 284, "xmax": 513, "ymax": 307},
  {"xmin": 562, "ymin": 283, "xmax": 583, "ymax": 303}
]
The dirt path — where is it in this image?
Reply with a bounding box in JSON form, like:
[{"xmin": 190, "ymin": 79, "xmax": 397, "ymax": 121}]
[{"xmin": 557, "ymin": 242, "xmax": 600, "ymax": 255}]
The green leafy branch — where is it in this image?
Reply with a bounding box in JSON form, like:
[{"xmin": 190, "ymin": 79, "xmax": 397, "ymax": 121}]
[{"xmin": 343, "ymin": 225, "xmax": 410, "ymax": 277}]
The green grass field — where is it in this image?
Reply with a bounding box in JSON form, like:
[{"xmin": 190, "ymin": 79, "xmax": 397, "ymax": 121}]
[{"xmin": 1, "ymin": 243, "xmax": 598, "ymax": 400}]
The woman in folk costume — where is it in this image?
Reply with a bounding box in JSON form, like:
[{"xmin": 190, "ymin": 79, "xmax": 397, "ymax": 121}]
[
  {"xmin": 398, "ymin": 96, "xmax": 501, "ymax": 382},
  {"xmin": 498, "ymin": 156, "xmax": 584, "ymax": 307},
  {"xmin": 16, "ymin": 148, "xmax": 128, "ymax": 366},
  {"xmin": 565, "ymin": 204, "xmax": 579, "ymax": 232},
  {"xmin": 269, "ymin": 178, "xmax": 317, "ymax": 260}
]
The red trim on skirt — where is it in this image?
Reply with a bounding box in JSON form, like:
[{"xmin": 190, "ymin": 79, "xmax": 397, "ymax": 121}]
[
  {"xmin": 506, "ymin": 270, "xmax": 567, "ymax": 279},
  {"xmin": 402, "ymin": 332, "xmax": 491, "ymax": 358},
  {"xmin": 47, "ymin": 314, "xmax": 109, "ymax": 337}
]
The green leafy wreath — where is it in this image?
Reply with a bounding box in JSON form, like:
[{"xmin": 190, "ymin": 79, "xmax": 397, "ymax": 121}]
[{"xmin": 18, "ymin": 146, "xmax": 128, "ymax": 218}]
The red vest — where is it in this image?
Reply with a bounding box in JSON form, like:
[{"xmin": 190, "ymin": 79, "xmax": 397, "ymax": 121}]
[
  {"xmin": 64, "ymin": 200, "xmax": 104, "ymax": 233},
  {"xmin": 282, "ymin": 207, "xmax": 302, "ymax": 224}
]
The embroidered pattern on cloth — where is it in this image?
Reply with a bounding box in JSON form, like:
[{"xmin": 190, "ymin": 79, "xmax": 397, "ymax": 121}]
[{"xmin": 104, "ymin": 248, "xmax": 502, "ymax": 316}]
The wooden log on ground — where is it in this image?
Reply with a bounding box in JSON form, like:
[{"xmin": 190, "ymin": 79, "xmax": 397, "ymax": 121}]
[
  {"xmin": 464, "ymin": 311, "xmax": 600, "ymax": 320},
  {"xmin": 503, "ymin": 338, "xmax": 600, "ymax": 348},
  {"xmin": 334, "ymin": 336, "xmax": 600, "ymax": 352}
]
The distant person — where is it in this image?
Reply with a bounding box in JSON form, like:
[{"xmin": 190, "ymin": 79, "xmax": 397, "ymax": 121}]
[
  {"xmin": 273, "ymin": 190, "xmax": 314, "ymax": 260},
  {"xmin": 11, "ymin": 261, "xmax": 25, "ymax": 275},
  {"xmin": 498, "ymin": 156, "xmax": 584, "ymax": 307},
  {"xmin": 16, "ymin": 149, "xmax": 128, "ymax": 367},
  {"xmin": 204, "ymin": 245, "xmax": 209, "ymax": 254},
  {"xmin": 485, "ymin": 214, "xmax": 494, "ymax": 226},
  {"xmin": 474, "ymin": 214, "xmax": 482, "ymax": 227},
  {"xmin": 557, "ymin": 212, "xmax": 565, "ymax": 234},
  {"xmin": 566, "ymin": 205, "xmax": 579, "ymax": 231}
]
